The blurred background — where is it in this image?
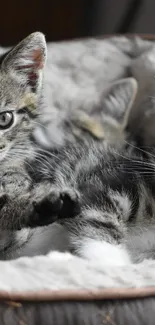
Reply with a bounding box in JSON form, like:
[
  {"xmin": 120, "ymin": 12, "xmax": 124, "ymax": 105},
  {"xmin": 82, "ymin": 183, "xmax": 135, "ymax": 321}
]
[{"xmin": 0, "ymin": 0, "xmax": 155, "ymax": 46}]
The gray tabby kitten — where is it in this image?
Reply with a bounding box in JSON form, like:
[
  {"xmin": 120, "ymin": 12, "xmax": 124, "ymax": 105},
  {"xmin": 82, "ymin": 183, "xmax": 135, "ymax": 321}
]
[
  {"xmin": 0, "ymin": 32, "xmax": 153, "ymax": 265},
  {"xmin": 0, "ymin": 32, "xmax": 139, "ymax": 259}
]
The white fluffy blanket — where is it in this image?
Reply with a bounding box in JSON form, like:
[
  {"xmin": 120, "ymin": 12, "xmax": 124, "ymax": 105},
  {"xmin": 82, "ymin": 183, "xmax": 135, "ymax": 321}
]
[
  {"xmin": 1, "ymin": 35, "xmax": 155, "ymax": 293},
  {"xmin": 1, "ymin": 252, "xmax": 155, "ymax": 292}
]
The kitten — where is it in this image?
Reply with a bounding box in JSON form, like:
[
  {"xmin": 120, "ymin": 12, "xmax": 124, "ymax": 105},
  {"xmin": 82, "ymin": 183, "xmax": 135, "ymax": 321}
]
[
  {"xmin": 0, "ymin": 33, "xmax": 154, "ymax": 265},
  {"xmin": 0, "ymin": 32, "xmax": 153, "ymax": 265},
  {"xmin": 0, "ymin": 32, "xmax": 139, "ymax": 259}
]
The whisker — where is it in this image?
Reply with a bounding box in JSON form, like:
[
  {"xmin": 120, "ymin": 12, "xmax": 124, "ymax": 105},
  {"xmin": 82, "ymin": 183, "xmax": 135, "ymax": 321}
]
[
  {"xmin": 32, "ymin": 120, "xmax": 49, "ymax": 130},
  {"xmin": 113, "ymin": 150, "xmax": 155, "ymax": 168},
  {"xmin": 124, "ymin": 139, "xmax": 155, "ymax": 160}
]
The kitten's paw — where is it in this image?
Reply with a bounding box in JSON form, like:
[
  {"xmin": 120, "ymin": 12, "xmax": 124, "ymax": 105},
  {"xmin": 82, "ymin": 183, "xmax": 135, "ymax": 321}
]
[
  {"xmin": 59, "ymin": 188, "xmax": 81, "ymax": 218},
  {"xmin": 33, "ymin": 189, "xmax": 63, "ymax": 219},
  {"xmin": 32, "ymin": 188, "xmax": 81, "ymax": 226}
]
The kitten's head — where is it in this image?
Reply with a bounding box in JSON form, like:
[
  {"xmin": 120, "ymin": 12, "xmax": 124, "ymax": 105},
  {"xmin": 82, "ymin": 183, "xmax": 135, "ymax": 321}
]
[
  {"xmin": 0, "ymin": 32, "xmax": 46, "ymax": 165},
  {"xmin": 71, "ymin": 77, "xmax": 138, "ymax": 148}
]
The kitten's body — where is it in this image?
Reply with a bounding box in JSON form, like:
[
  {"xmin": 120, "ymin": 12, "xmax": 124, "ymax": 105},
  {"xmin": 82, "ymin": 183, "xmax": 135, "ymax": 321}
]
[
  {"xmin": 2, "ymin": 134, "xmax": 154, "ymax": 264},
  {"xmin": 22, "ymin": 138, "xmax": 155, "ymax": 264}
]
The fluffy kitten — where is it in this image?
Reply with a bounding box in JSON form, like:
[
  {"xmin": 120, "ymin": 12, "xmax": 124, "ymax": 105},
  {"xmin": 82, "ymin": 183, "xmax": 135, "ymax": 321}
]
[
  {"xmin": 0, "ymin": 32, "xmax": 153, "ymax": 265},
  {"xmin": 0, "ymin": 32, "xmax": 138, "ymax": 258}
]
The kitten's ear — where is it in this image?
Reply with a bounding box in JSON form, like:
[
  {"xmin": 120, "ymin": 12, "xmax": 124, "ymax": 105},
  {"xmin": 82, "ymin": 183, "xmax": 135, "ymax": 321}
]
[
  {"xmin": 102, "ymin": 78, "xmax": 138, "ymax": 129},
  {"xmin": 1, "ymin": 32, "xmax": 46, "ymax": 92}
]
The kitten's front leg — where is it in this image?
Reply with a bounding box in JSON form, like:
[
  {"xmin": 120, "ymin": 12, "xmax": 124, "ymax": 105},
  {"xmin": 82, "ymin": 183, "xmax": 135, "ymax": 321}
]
[{"xmin": 0, "ymin": 184, "xmax": 81, "ymax": 230}]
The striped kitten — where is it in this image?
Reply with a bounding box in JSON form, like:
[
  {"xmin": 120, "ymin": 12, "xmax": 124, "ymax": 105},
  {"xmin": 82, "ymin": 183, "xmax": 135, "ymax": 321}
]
[
  {"xmin": 0, "ymin": 32, "xmax": 154, "ymax": 265},
  {"xmin": 0, "ymin": 35, "xmax": 136, "ymax": 224}
]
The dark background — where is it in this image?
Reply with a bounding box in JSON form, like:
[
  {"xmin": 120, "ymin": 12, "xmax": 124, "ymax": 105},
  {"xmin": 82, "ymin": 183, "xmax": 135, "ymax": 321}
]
[{"xmin": 0, "ymin": 0, "xmax": 155, "ymax": 46}]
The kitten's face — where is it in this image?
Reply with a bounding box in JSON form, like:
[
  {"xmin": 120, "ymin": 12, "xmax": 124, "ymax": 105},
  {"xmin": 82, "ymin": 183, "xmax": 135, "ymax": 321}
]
[
  {"xmin": 0, "ymin": 32, "xmax": 46, "ymax": 165},
  {"xmin": 0, "ymin": 74, "xmax": 36, "ymax": 162}
]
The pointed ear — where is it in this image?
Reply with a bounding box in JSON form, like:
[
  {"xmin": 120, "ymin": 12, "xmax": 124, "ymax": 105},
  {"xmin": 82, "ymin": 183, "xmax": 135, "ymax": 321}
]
[
  {"xmin": 102, "ymin": 78, "xmax": 138, "ymax": 129},
  {"xmin": 1, "ymin": 32, "xmax": 47, "ymax": 92}
]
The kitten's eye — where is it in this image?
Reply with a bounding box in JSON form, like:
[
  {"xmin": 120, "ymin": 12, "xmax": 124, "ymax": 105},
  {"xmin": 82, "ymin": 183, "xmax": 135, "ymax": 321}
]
[{"xmin": 0, "ymin": 112, "xmax": 14, "ymax": 129}]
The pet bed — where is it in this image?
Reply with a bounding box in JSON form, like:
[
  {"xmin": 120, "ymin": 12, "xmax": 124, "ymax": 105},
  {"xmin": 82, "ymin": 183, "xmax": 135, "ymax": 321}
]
[{"xmin": 0, "ymin": 34, "xmax": 155, "ymax": 324}]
